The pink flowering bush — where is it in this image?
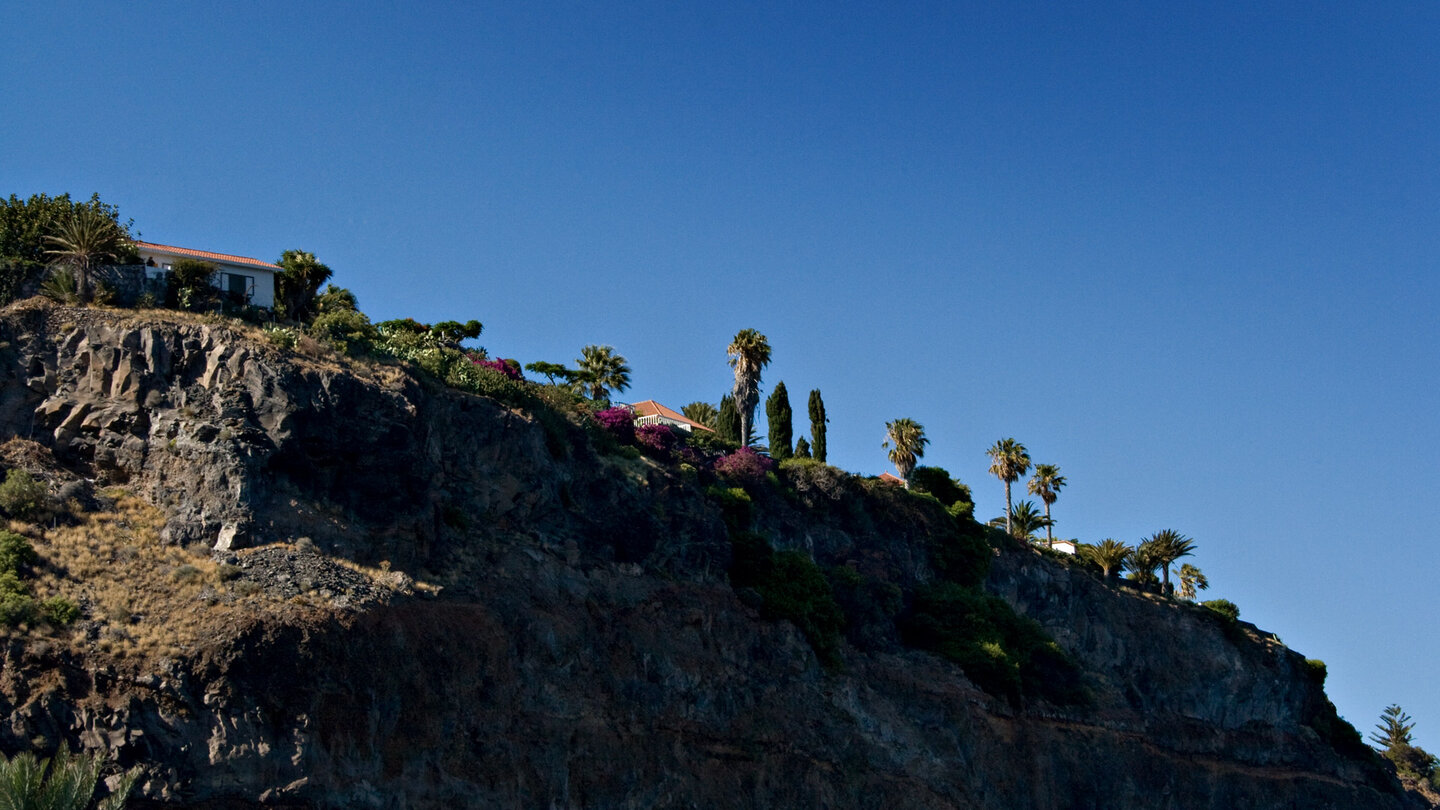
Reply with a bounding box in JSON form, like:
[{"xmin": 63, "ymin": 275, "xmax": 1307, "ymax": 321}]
[
  {"xmin": 593, "ymin": 406, "xmax": 636, "ymax": 443},
  {"xmin": 471, "ymin": 356, "xmax": 525, "ymax": 381},
  {"xmin": 713, "ymin": 446, "xmax": 775, "ymax": 484},
  {"xmin": 635, "ymin": 423, "xmax": 682, "ymax": 457}
]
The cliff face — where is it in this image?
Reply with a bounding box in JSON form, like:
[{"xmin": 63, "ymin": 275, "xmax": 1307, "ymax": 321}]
[{"xmin": 0, "ymin": 302, "xmax": 1419, "ymax": 809}]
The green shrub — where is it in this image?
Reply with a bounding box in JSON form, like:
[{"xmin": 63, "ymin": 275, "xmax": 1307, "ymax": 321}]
[
  {"xmin": 1201, "ymin": 598, "xmax": 1240, "ymax": 623},
  {"xmin": 263, "ymin": 325, "xmax": 299, "ymax": 349},
  {"xmin": 928, "ymin": 517, "xmax": 992, "ymax": 588},
  {"xmin": 0, "ymin": 571, "xmax": 33, "ymax": 626},
  {"xmin": 729, "ymin": 532, "xmax": 844, "ymax": 670},
  {"xmin": 0, "ymin": 530, "xmax": 38, "ymax": 573},
  {"xmin": 170, "ymin": 564, "xmax": 202, "ymax": 584},
  {"xmin": 706, "ymin": 486, "xmax": 752, "ymax": 533},
  {"xmin": 902, "ymin": 581, "xmax": 1081, "ymax": 705},
  {"xmin": 38, "ymin": 596, "xmax": 79, "ymax": 625},
  {"xmin": 0, "ymin": 469, "xmax": 47, "ymax": 520},
  {"xmin": 1303, "ymin": 658, "xmax": 1327, "ymax": 686},
  {"xmin": 309, "ymin": 309, "xmax": 379, "ymax": 354}
]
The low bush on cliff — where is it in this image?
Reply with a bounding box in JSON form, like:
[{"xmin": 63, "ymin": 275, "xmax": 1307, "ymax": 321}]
[
  {"xmin": 0, "ymin": 530, "xmax": 76, "ymax": 628},
  {"xmin": 729, "ymin": 531, "xmax": 844, "ymax": 670},
  {"xmin": 0, "ymin": 468, "xmax": 47, "ymax": 520},
  {"xmin": 902, "ymin": 582, "xmax": 1082, "ymax": 705},
  {"xmin": 1201, "ymin": 598, "xmax": 1240, "ymax": 623}
]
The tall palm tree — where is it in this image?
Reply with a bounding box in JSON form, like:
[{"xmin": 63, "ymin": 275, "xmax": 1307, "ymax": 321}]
[
  {"xmin": 726, "ymin": 329, "xmax": 771, "ymax": 447},
  {"xmin": 1079, "ymin": 538, "xmax": 1132, "ymax": 584},
  {"xmin": 274, "ymin": 250, "xmax": 334, "ymax": 322},
  {"xmin": 43, "ymin": 207, "xmax": 127, "ymax": 304},
  {"xmin": 576, "ymin": 345, "xmax": 632, "ymax": 402},
  {"xmin": 986, "ymin": 438, "xmax": 1031, "ymax": 535},
  {"xmin": 1174, "ymin": 563, "xmax": 1209, "ymax": 601},
  {"xmin": 882, "ymin": 418, "xmax": 928, "ymax": 487},
  {"xmin": 1145, "ymin": 529, "xmax": 1197, "ymax": 596},
  {"xmin": 1027, "ymin": 463, "xmax": 1066, "ymax": 548}
]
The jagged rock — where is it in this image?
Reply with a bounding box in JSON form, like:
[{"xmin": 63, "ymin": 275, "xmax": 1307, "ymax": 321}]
[{"xmin": 0, "ymin": 302, "xmax": 1423, "ymax": 810}]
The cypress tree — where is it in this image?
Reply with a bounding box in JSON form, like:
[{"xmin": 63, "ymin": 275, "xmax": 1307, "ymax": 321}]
[
  {"xmin": 717, "ymin": 395, "xmax": 741, "ymax": 445},
  {"xmin": 808, "ymin": 389, "xmax": 828, "ymax": 463},
  {"xmin": 794, "ymin": 436, "xmax": 812, "ymax": 459},
  {"xmin": 766, "ymin": 381, "xmax": 793, "ymax": 460}
]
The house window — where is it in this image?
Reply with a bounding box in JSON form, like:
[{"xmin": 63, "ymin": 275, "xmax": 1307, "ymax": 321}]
[{"xmin": 220, "ymin": 272, "xmax": 254, "ymax": 303}]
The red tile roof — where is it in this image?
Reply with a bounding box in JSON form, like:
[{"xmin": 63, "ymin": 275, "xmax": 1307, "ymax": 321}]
[
  {"xmin": 878, "ymin": 472, "xmax": 905, "ymax": 485},
  {"xmin": 629, "ymin": 400, "xmax": 715, "ymax": 433},
  {"xmin": 134, "ymin": 241, "xmax": 279, "ymax": 272}
]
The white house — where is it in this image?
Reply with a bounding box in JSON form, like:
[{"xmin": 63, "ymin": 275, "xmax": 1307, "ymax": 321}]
[{"xmin": 133, "ymin": 241, "xmax": 278, "ymax": 309}]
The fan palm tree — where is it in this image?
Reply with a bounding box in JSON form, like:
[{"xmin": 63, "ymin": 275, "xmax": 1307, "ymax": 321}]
[
  {"xmin": 1174, "ymin": 563, "xmax": 1209, "ymax": 601},
  {"xmin": 681, "ymin": 401, "xmax": 719, "ymax": 429},
  {"xmin": 575, "ymin": 345, "xmax": 631, "ymax": 402},
  {"xmin": 0, "ymin": 744, "xmax": 140, "ymax": 809},
  {"xmin": 985, "ymin": 438, "xmax": 1031, "ymax": 535},
  {"xmin": 726, "ymin": 329, "xmax": 771, "ymax": 447},
  {"xmin": 999, "ymin": 499, "xmax": 1052, "ymax": 543},
  {"xmin": 1027, "ymin": 463, "xmax": 1066, "ymax": 548},
  {"xmin": 1079, "ymin": 538, "xmax": 1132, "ymax": 584},
  {"xmin": 43, "ymin": 207, "xmax": 127, "ymax": 305},
  {"xmin": 882, "ymin": 418, "xmax": 928, "ymax": 487},
  {"xmin": 274, "ymin": 250, "xmax": 334, "ymax": 322},
  {"xmin": 1144, "ymin": 529, "xmax": 1197, "ymax": 596}
]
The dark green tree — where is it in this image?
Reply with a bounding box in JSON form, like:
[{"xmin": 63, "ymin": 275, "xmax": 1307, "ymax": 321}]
[
  {"xmin": 910, "ymin": 466, "xmax": 973, "ymax": 509},
  {"xmin": 525, "ymin": 361, "xmax": 575, "ymax": 386},
  {"xmin": 794, "ymin": 436, "xmax": 812, "ymax": 458},
  {"xmin": 275, "ymin": 250, "xmax": 333, "ymax": 322},
  {"xmin": 43, "ymin": 207, "xmax": 130, "ymax": 304},
  {"xmin": 808, "ymin": 389, "xmax": 828, "ymax": 463},
  {"xmin": 315, "ymin": 284, "xmax": 359, "ymax": 314},
  {"xmin": 1372, "ymin": 705, "xmax": 1438, "ymax": 782},
  {"xmin": 1144, "ymin": 529, "xmax": 1197, "ymax": 596},
  {"xmin": 766, "ymin": 381, "xmax": 793, "ymax": 461},
  {"xmin": 168, "ymin": 259, "xmax": 217, "ymax": 310},
  {"xmin": 717, "ymin": 395, "xmax": 741, "ymax": 445},
  {"xmin": 1, "ymin": 193, "xmax": 135, "ymax": 305},
  {"xmin": 1078, "ymin": 539, "xmax": 1132, "ymax": 584}
]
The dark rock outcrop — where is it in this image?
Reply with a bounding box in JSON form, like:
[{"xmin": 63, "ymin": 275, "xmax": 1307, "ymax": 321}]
[{"xmin": 0, "ymin": 302, "xmax": 1420, "ymax": 809}]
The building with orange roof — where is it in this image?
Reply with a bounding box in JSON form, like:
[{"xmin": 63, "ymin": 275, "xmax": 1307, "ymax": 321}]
[
  {"xmin": 134, "ymin": 241, "xmax": 278, "ymax": 309},
  {"xmin": 628, "ymin": 400, "xmax": 714, "ymax": 433}
]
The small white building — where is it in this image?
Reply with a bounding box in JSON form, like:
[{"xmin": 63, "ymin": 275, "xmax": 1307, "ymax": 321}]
[{"xmin": 134, "ymin": 241, "xmax": 278, "ymax": 309}]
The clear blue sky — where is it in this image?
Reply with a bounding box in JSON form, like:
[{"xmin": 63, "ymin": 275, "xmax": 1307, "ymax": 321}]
[{"xmin": 4, "ymin": 2, "xmax": 1437, "ymax": 748}]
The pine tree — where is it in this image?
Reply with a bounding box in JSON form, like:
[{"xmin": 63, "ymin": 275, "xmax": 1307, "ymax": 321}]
[
  {"xmin": 808, "ymin": 389, "xmax": 828, "ymax": 463},
  {"xmin": 717, "ymin": 395, "xmax": 741, "ymax": 445},
  {"xmin": 766, "ymin": 381, "xmax": 793, "ymax": 460}
]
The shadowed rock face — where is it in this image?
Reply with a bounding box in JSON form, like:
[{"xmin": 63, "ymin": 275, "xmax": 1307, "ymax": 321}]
[{"xmin": 0, "ymin": 302, "xmax": 1424, "ymax": 810}]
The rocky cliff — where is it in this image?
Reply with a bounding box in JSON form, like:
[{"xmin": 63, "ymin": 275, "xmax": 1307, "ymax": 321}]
[{"xmin": 0, "ymin": 300, "xmax": 1421, "ymax": 809}]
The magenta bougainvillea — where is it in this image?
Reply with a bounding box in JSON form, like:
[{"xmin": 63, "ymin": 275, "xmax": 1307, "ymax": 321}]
[
  {"xmin": 635, "ymin": 422, "xmax": 681, "ymax": 456},
  {"xmin": 471, "ymin": 356, "xmax": 525, "ymax": 381},
  {"xmin": 712, "ymin": 446, "xmax": 775, "ymax": 483},
  {"xmin": 593, "ymin": 406, "xmax": 636, "ymax": 443}
]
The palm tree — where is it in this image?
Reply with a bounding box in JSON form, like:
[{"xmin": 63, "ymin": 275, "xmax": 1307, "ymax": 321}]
[
  {"xmin": 1003, "ymin": 500, "xmax": 1051, "ymax": 543},
  {"xmin": 274, "ymin": 250, "xmax": 334, "ymax": 322},
  {"xmin": 1173, "ymin": 563, "xmax": 1209, "ymax": 601},
  {"xmin": 985, "ymin": 438, "xmax": 1031, "ymax": 535},
  {"xmin": 43, "ymin": 207, "xmax": 127, "ymax": 304},
  {"xmin": 575, "ymin": 345, "xmax": 631, "ymax": 402},
  {"xmin": 1027, "ymin": 463, "xmax": 1066, "ymax": 548},
  {"xmin": 1128, "ymin": 539, "xmax": 1165, "ymax": 591},
  {"xmin": 0, "ymin": 744, "xmax": 139, "ymax": 809},
  {"xmin": 1145, "ymin": 529, "xmax": 1197, "ymax": 596},
  {"xmin": 882, "ymin": 418, "xmax": 928, "ymax": 487},
  {"xmin": 681, "ymin": 401, "xmax": 718, "ymax": 429},
  {"xmin": 726, "ymin": 329, "xmax": 771, "ymax": 447},
  {"xmin": 1079, "ymin": 538, "xmax": 1132, "ymax": 584}
]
